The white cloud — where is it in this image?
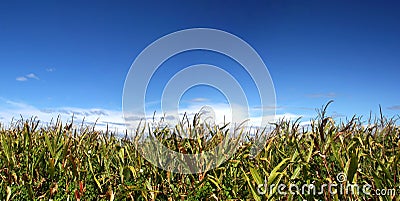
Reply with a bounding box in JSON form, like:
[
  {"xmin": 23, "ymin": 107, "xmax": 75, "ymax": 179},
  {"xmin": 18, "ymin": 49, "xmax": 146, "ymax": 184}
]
[
  {"xmin": 0, "ymin": 99, "xmax": 126, "ymax": 133},
  {"xmin": 46, "ymin": 68, "xmax": 56, "ymax": 72},
  {"xmin": 189, "ymin": 98, "xmax": 209, "ymax": 103},
  {"xmin": 16, "ymin": 73, "xmax": 40, "ymax": 82},
  {"xmin": 26, "ymin": 73, "xmax": 40, "ymax": 80},
  {"xmin": 0, "ymin": 98, "xmax": 311, "ymax": 136},
  {"xmin": 4, "ymin": 100, "xmax": 34, "ymax": 108},
  {"xmin": 148, "ymin": 102, "xmax": 306, "ymax": 130},
  {"xmin": 248, "ymin": 112, "xmax": 303, "ymax": 126},
  {"xmin": 16, "ymin": 76, "xmax": 28, "ymax": 81},
  {"xmin": 251, "ymin": 105, "xmax": 284, "ymax": 111}
]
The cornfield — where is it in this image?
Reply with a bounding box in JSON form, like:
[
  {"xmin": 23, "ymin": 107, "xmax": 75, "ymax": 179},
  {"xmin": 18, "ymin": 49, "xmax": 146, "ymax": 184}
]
[{"xmin": 0, "ymin": 102, "xmax": 399, "ymax": 200}]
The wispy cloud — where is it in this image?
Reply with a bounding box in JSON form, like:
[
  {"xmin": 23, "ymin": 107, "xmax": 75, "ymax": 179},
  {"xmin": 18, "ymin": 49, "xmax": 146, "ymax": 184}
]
[
  {"xmin": 0, "ymin": 99, "xmax": 126, "ymax": 132},
  {"xmin": 332, "ymin": 111, "xmax": 346, "ymax": 118},
  {"xmin": 306, "ymin": 92, "xmax": 336, "ymax": 98},
  {"xmin": 40, "ymin": 108, "xmax": 109, "ymax": 116},
  {"xmin": 189, "ymin": 98, "xmax": 209, "ymax": 103},
  {"xmin": 387, "ymin": 105, "xmax": 400, "ymax": 110},
  {"xmin": 0, "ymin": 98, "xmax": 311, "ymax": 134},
  {"xmin": 4, "ymin": 100, "xmax": 33, "ymax": 108},
  {"xmin": 254, "ymin": 105, "xmax": 318, "ymax": 113},
  {"xmin": 46, "ymin": 68, "xmax": 56, "ymax": 72},
  {"xmin": 26, "ymin": 73, "xmax": 39, "ymax": 80},
  {"xmin": 252, "ymin": 105, "xmax": 284, "ymax": 111},
  {"xmin": 16, "ymin": 76, "xmax": 28, "ymax": 81},
  {"xmin": 16, "ymin": 73, "xmax": 40, "ymax": 82}
]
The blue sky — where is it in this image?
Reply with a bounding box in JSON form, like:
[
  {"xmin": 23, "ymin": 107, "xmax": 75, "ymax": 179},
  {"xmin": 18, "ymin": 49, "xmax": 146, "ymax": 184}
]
[{"xmin": 1, "ymin": 1, "xmax": 399, "ymax": 128}]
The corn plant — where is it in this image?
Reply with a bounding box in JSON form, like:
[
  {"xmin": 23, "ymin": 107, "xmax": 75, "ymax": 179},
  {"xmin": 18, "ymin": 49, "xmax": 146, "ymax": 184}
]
[{"xmin": 0, "ymin": 102, "xmax": 399, "ymax": 200}]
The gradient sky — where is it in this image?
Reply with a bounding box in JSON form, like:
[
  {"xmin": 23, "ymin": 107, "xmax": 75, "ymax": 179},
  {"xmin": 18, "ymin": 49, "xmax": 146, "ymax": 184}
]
[{"xmin": 0, "ymin": 1, "xmax": 399, "ymax": 128}]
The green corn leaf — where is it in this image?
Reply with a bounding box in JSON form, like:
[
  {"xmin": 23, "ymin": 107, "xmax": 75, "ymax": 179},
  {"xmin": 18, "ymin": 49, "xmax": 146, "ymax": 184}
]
[
  {"xmin": 250, "ymin": 167, "xmax": 263, "ymax": 185},
  {"xmin": 268, "ymin": 158, "xmax": 290, "ymax": 186},
  {"xmin": 44, "ymin": 132, "xmax": 55, "ymax": 158},
  {"xmin": 241, "ymin": 167, "xmax": 261, "ymax": 201},
  {"xmin": 347, "ymin": 150, "xmax": 358, "ymax": 183},
  {"xmin": 306, "ymin": 140, "xmax": 314, "ymax": 163}
]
